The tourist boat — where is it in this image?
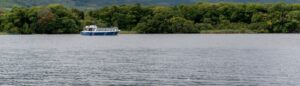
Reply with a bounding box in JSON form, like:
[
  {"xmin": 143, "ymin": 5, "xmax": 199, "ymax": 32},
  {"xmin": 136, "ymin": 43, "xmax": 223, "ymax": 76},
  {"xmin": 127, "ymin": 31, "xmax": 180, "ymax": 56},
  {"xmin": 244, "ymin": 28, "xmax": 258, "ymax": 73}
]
[{"xmin": 81, "ymin": 25, "xmax": 120, "ymax": 36}]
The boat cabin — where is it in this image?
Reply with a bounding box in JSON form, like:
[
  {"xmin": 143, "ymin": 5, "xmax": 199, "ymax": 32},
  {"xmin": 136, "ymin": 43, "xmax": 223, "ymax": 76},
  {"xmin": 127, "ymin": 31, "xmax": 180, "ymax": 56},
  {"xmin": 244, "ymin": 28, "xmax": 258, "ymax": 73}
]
[
  {"xmin": 81, "ymin": 25, "xmax": 120, "ymax": 36},
  {"xmin": 83, "ymin": 25, "xmax": 119, "ymax": 32}
]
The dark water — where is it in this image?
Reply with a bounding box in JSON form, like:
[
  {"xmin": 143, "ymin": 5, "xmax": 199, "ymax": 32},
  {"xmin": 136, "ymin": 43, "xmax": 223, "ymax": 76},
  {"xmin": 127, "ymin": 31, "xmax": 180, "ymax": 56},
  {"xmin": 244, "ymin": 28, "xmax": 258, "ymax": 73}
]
[{"xmin": 0, "ymin": 34, "xmax": 300, "ymax": 86}]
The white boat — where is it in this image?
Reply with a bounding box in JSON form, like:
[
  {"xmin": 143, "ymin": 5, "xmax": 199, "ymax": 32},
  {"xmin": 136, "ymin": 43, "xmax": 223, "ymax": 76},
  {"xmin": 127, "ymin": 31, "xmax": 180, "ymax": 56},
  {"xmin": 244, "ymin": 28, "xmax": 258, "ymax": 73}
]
[{"xmin": 80, "ymin": 25, "xmax": 120, "ymax": 36}]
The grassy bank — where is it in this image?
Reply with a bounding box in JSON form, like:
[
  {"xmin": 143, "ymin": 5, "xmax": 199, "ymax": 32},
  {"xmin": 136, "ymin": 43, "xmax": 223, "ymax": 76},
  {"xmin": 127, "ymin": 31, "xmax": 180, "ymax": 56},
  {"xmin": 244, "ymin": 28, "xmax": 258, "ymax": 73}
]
[
  {"xmin": 119, "ymin": 31, "xmax": 138, "ymax": 34},
  {"xmin": 200, "ymin": 29, "xmax": 257, "ymax": 34},
  {"xmin": 0, "ymin": 32, "xmax": 8, "ymax": 35}
]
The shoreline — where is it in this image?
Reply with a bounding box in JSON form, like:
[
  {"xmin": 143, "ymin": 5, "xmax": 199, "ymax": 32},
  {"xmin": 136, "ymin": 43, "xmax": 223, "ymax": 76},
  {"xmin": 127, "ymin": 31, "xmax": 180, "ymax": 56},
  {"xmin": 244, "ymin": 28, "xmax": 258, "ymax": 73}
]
[
  {"xmin": 0, "ymin": 32, "xmax": 299, "ymax": 35},
  {"xmin": 0, "ymin": 30, "xmax": 299, "ymax": 35}
]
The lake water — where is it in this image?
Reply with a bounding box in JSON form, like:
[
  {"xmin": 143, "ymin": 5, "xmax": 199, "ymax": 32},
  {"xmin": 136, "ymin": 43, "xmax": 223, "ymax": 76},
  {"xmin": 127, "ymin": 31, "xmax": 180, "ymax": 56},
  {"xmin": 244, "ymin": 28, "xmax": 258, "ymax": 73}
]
[{"xmin": 0, "ymin": 34, "xmax": 300, "ymax": 86}]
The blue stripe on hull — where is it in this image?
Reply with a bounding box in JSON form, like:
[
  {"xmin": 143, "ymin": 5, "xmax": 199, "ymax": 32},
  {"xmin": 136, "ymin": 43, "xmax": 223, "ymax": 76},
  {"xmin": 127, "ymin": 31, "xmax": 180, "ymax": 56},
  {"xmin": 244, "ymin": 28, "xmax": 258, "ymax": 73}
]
[{"xmin": 81, "ymin": 32, "xmax": 119, "ymax": 36}]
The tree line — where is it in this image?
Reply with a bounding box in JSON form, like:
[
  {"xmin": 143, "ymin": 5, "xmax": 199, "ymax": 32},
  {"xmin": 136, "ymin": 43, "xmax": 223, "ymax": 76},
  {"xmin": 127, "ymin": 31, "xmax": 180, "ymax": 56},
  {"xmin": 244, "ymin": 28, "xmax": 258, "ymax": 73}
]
[{"xmin": 1, "ymin": 3, "xmax": 300, "ymax": 34}]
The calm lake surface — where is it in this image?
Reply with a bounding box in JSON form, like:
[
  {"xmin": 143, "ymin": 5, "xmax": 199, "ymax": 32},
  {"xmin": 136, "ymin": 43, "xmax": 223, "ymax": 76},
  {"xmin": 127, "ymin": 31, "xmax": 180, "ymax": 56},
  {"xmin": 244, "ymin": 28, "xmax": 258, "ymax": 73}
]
[{"xmin": 0, "ymin": 34, "xmax": 300, "ymax": 86}]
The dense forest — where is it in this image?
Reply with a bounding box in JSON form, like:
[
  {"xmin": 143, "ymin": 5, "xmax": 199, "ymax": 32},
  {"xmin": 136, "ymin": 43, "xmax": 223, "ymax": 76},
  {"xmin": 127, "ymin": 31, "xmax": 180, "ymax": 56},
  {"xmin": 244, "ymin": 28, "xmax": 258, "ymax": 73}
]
[{"xmin": 1, "ymin": 3, "xmax": 300, "ymax": 34}]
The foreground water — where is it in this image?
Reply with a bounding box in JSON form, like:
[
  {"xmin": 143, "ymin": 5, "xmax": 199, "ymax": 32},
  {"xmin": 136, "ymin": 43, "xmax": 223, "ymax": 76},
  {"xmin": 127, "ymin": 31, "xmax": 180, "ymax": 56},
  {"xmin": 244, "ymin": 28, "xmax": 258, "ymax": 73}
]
[{"xmin": 0, "ymin": 34, "xmax": 300, "ymax": 86}]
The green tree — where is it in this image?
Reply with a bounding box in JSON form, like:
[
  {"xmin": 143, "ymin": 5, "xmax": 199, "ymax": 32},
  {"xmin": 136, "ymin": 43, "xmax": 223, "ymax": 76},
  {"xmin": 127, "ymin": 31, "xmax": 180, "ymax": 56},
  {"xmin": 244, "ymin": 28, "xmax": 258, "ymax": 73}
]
[{"xmin": 169, "ymin": 17, "xmax": 198, "ymax": 33}]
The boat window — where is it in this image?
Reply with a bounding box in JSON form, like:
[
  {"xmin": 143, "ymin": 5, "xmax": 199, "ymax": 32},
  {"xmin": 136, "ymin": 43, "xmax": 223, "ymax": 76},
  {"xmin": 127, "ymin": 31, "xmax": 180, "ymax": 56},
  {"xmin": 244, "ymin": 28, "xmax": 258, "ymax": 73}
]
[{"xmin": 89, "ymin": 28, "xmax": 93, "ymax": 31}]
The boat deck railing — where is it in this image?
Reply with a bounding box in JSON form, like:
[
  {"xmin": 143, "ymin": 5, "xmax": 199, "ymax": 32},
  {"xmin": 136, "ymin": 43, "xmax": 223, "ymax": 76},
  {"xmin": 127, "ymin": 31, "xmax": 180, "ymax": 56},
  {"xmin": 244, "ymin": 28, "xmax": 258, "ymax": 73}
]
[
  {"xmin": 83, "ymin": 27, "xmax": 119, "ymax": 32},
  {"xmin": 96, "ymin": 27, "xmax": 119, "ymax": 31}
]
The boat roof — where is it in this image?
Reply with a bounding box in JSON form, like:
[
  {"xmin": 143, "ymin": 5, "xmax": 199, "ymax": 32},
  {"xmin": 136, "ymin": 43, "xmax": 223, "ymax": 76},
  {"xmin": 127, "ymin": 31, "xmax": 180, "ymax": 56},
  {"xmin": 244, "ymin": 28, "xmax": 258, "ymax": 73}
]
[{"xmin": 85, "ymin": 25, "xmax": 118, "ymax": 29}]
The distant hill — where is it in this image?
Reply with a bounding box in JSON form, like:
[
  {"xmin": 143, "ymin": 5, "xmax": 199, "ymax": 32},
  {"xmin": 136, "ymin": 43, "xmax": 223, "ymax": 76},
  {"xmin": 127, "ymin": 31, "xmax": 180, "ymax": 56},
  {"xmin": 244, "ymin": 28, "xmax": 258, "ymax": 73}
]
[
  {"xmin": 1, "ymin": 0, "xmax": 300, "ymax": 9},
  {"xmin": 0, "ymin": 0, "xmax": 197, "ymax": 8}
]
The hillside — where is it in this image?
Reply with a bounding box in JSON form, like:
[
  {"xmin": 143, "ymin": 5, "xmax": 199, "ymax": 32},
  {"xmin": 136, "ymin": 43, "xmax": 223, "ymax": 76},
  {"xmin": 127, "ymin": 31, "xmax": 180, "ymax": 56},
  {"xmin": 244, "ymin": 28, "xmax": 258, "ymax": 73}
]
[
  {"xmin": 0, "ymin": 0, "xmax": 197, "ymax": 8},
  {"xmin": 1, "ymin": 0, "xmax": 300, "ymax": 9}
]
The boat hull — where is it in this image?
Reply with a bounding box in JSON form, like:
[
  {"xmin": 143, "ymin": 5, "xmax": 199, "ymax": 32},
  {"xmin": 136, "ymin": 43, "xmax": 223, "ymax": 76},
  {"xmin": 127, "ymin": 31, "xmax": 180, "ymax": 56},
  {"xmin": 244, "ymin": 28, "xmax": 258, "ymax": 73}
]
[{"xmin": 81, "ymin": 31, "xmax": 119, "ymax": 36}]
